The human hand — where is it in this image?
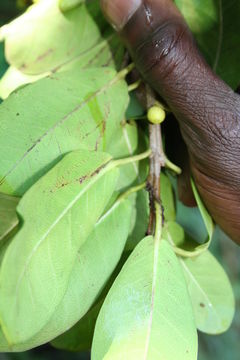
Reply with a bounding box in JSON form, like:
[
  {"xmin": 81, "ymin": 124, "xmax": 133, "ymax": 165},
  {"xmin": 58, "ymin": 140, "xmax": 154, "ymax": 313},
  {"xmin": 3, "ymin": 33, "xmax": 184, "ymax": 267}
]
[{"xmin": 101, "ymin": 0, "xmax": 240, "ymax": 244}]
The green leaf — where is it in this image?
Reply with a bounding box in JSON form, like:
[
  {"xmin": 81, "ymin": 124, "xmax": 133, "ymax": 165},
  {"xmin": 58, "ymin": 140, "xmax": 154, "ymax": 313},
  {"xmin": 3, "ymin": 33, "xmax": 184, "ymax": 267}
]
[
  {"xmin": 125, "ymin": 189, "xmax": 149, "ymax": 251},
  {"xmin": 0, "ymin": 193, "xmax": 19, "ymax": 242},
  {"xmin": 0, "ymin": 0, "xmax": 124, "ymax": 97},
  {"xmin": 0, "ymin": 150, "xmax": 119, "ymax": 344},
  {"xmin": 161, "ymin": 173, "xmax": 176, "ymax": 222},
  {"xmin": 0, "ymin": 189, "xmax": 132, "ymax": 351},
  {"xmin": 176, "ymin": 201, "xmax": 208, "ymax": 242},
  {"xmin": 0, "ymin": 67, "xmax": 128, "ymax": 196},
  {"xmin": 191, "ymin": 179, "xmax": 214, "ymax": 241},
  {"xmin": 107, "ymin": 121, "xmax": 139, "ymax": 191},
  {"xmin": 180, "ymin": 251, "xmax": 235, "ymax": 334},
  {"xmin": 175, "ymin": 0, "xmax": 240, "ymax": 89},
  {"xmin": 0, "ymin": 33, "xmax": 124, "ymax": 99},
  {"xmin": 51, "ymin": 300, "xmax": 102, "ymax": 352},
  {"xmin": 0, "ymin": 66, "xmax": 46, "ymax": 99},
  {"xmin": 0, "ymin": 0, "xmax": 101, "ymax": 75},
  {"xmin": 125, "ymin": 172, "xmax": 174, "ymax": 251},
  {"xmin": 163, "ymin": 221, "xmax": 211, "ymax": 258},
  {"xmin": 58, "ymin": 0, "xmax": 84, "ymax": 12},
  {"xmin": 92, "ymin": 237, "xmax": 198, "ymax": 359},
  {"xmin": 169, "ymin": 179, "xmax": 214, "ymax": 256},
  {"xmin": 51, "ymin": 248, "xmax": 134, "ymax": 353}
]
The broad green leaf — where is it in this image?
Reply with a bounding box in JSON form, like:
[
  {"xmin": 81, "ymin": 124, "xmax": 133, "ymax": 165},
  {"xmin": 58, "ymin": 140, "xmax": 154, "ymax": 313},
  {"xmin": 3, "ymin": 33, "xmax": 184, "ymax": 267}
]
[
  {"xmin": 52, "ymin": 300, "xmax": 102, "ymax": 351},
  {"xmin": 125, "ymin": 190, "xmax": 149, "ymax": 251},
  {"xmin": 0, "ymin": 66, "xmax": 46, "ymax": 99},
  {"xmin": 163, "ymin": 221, "xmax": 195, "ymax": 250},
  {"xmin": 191, "ymin": 179, "xmax": 214, "ymax": 241},
  {"xmin": 92, "ymin": 237, "xmax": 197, "ymax": 360},
  {"xmin": 170, "ymin": 180, "xmax": 214, "ymax": 256},
  {"xmin": 0, "ymin": 33, "xmax": 124, "ymax": 99},
  {"xmin": 180, "ymin": 251, "xmax": 235, "ymax": 334},
  {"xmin": 0, "ymin": 0, "xmax": 101, "ymax": 75},
  {"xmin": 0, "ymin": 193, "xmax": 19, "ymax": 242},
  {"xmin": 161, "ymin": 173, "xmax": 176, "ymax": 221},
  {"xmin": 164, "ymin": 222, "xmax": 212, "ymax": 257},
  {"xmin": 126, "ymin": 93, "xmax": 145, "ymax": 120},
  {"xmin": 107, "ymin": 121, "xmax": 139, "ymax": 191},
  {"xmin": 51, "ymin": 249, "xmax": 133, "ymax": 353},
  {"xmin": 177, "ymin": 201, "xmax": 207, "ymax": 242},
  {"xmin": 59, "ymin": 0, "xmax": 84, "ymax": 12},
  {"xmin": 0, "ymin": 191, "xmax": 132, "ymax": 351},
  {"xmin": 0, "ymin": 0, "xmax": 124, "ymax": 96},
  {"xmin": 0, "ymin": 67, "xmax": 128, "ymax": 196},
  {"xmin": 175, "ymin": 0, "xmax": 240, "ymax": 89},
  {"xmin": 0, "ymin": 150, "xmax": 119, "ymax": 344}
]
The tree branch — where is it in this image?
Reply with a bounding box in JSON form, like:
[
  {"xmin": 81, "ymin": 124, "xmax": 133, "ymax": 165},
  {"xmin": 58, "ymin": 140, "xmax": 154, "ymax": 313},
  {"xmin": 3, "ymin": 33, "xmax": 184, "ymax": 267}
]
[{"xmin": 145, "ymin": 86, "xmax": 165, "ymax": 235}]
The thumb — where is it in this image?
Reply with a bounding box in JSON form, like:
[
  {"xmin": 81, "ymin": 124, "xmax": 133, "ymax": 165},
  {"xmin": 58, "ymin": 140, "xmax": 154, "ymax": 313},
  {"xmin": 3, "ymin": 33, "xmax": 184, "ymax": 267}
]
[{"xmin": 101, "ymin": 0, "xmax": 240, "ymax": 243}]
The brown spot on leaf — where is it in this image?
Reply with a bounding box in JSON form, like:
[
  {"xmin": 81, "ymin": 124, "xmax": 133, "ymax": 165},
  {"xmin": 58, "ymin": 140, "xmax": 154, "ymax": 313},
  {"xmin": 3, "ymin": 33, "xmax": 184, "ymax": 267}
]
[
  {"xmin": 200, "ymin": 303, "xmax": 205, "ymax": 308},
  {"xmin": 78, "ymin": 175, "xmax": 87, "ymax": 184},
  {"xmin": 20, "ymin": 63, "xmax": 27, "ymax": 70},
  {"xmin": 36, "ymin": 49, "xmax": 54, "ymax": 62}
]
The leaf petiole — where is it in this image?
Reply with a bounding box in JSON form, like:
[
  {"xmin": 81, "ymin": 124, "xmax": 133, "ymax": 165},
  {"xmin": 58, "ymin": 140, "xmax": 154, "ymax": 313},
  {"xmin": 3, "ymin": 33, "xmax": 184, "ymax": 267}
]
[
  {"xmin": 164, "ymin": 157, "xmax": 182, "ymax": 175},
  {"xmin": 128, "ymin": 79, "xmax": 142, "ymax": 92},
  {"xmin": 112, "ymin": 149, "xmax": 151, "ymax": 168},
  {"xmin": 117, "ymin": 182, "xmax": 147, "ymax": 202},
  {"xmin": 116, "ymin": 63, "xmax": 135, "ymax": 81}
]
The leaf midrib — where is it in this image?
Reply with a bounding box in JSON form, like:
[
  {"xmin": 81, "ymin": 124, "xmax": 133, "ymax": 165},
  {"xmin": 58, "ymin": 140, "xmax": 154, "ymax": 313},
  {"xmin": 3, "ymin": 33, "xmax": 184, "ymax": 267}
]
[
  {"xmin": 13, "ymin": 158, "xmax": 113, "ymax": 304},
  {"xmin": 143, "ymin": 236, "xmax": 160, "ymax": 359},
  {"xmin": 0, "ymin": 68, "xmax": 121, "ymax": 187}
]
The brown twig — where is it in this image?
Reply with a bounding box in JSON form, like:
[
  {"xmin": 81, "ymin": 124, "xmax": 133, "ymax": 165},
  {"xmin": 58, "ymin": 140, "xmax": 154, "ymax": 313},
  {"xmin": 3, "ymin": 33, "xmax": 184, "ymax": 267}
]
[{"xmin": 145, "ymin": 86, "xmax": 165, "ymax": 235}]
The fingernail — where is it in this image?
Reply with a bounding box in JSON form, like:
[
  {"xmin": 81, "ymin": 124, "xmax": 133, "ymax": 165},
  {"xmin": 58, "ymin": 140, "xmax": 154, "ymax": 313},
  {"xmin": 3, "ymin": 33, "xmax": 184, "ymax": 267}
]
[{"xmin": 101, "ymin": 0, "xmax": 142, "ymax": 30}]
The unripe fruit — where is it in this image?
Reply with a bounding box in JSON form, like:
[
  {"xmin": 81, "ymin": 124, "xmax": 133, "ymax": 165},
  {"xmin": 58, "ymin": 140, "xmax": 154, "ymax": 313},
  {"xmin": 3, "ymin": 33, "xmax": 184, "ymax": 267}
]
[{"xmin": 147, "ymin": 106, "xmax": 166, "ymax": 124}]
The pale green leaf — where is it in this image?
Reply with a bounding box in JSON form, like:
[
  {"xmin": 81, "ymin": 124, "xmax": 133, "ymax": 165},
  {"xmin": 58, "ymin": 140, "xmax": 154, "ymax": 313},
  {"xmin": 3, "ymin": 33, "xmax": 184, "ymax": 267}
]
[
  {"xmin": 180, "ymin": 251, "xmax": 235, "ymax": 334},
  {"xmin": 176, "ymin": 201, "xmax": 207, "ymax": 242},
  {"xmin": 125, "ymin": 190, "xmax": 149, "ymax": 251},
  {"xmin": 58, "ymin": 0, "xmax": 84, "ymax": 12},
  {"xmin": 169, "ymin": 180, "xmax": 215, "ymax": 256},
  {"xmin": 0, "ymin": 67, "xmax": 128, "ymax": 196},
  {"xmin": 51, "ymin": 300, "xmax": 102, "ymax": 352},
  {"xmin": 0, "ymin": 33, "xmax": 124, "ymax": 99},
  {"xmin": 0, "ymin": 193, "xmax": 19, "ymax": 242},
  {"xmin": 0, "ymin": 191, "xmax": 132, "ymax": 351},
  {"xmin": 0, "ymin": 150, "xmax": 119, "ymax": 344},
  {"xmin": 0, "ymin": 66, "xmax": 46, "ymax": 99},
  {"xmin": 163, "ymin": 222, "xmax": 211, "ymax": 258},
  {"xmin": 107, "ymin": 121, "xmax": 139, "ymax": 191},
  {"xmin": 92, "ymin": 237, "xmax": 198, "ymax": 360},
  {"xmin": 0, "ymin": 0, "xmax": 101, "ymax": 75},
  {"xmin": 161, "ymin": 173, "xmax": 176, "ymax": 222},
  {"xmin": 0, "ymin": 0, "xmax": 124, "ymax": 96},
  {"xmin": 191, "ymin": 179, "xmax": 214, "ymax": 240},
  {"xmin": 51, "ymin": 246, "xmax": 134, "ymax": 353}
]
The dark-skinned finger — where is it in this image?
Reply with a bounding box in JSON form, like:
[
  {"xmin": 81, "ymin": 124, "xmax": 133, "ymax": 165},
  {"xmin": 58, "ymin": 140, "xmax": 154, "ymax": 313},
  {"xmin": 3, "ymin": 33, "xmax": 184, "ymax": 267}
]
[{"xmin": 101, "ymin": 0, "xmax": 240, "ymax": 243}]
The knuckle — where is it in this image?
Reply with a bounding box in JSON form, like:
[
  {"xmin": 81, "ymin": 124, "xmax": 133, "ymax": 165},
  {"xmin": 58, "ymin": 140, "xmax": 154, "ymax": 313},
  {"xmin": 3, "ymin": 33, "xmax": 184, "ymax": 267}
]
[{"xmin": 134, "ymin": 20, "xmax": 192, "ymax": 78}]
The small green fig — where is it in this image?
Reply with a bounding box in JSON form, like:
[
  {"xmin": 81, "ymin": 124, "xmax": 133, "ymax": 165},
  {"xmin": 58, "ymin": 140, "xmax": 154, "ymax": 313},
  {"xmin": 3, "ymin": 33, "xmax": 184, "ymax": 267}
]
[{"xmin": 147, "ymin": 106, "xmax": 166, "ymax": 124}]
